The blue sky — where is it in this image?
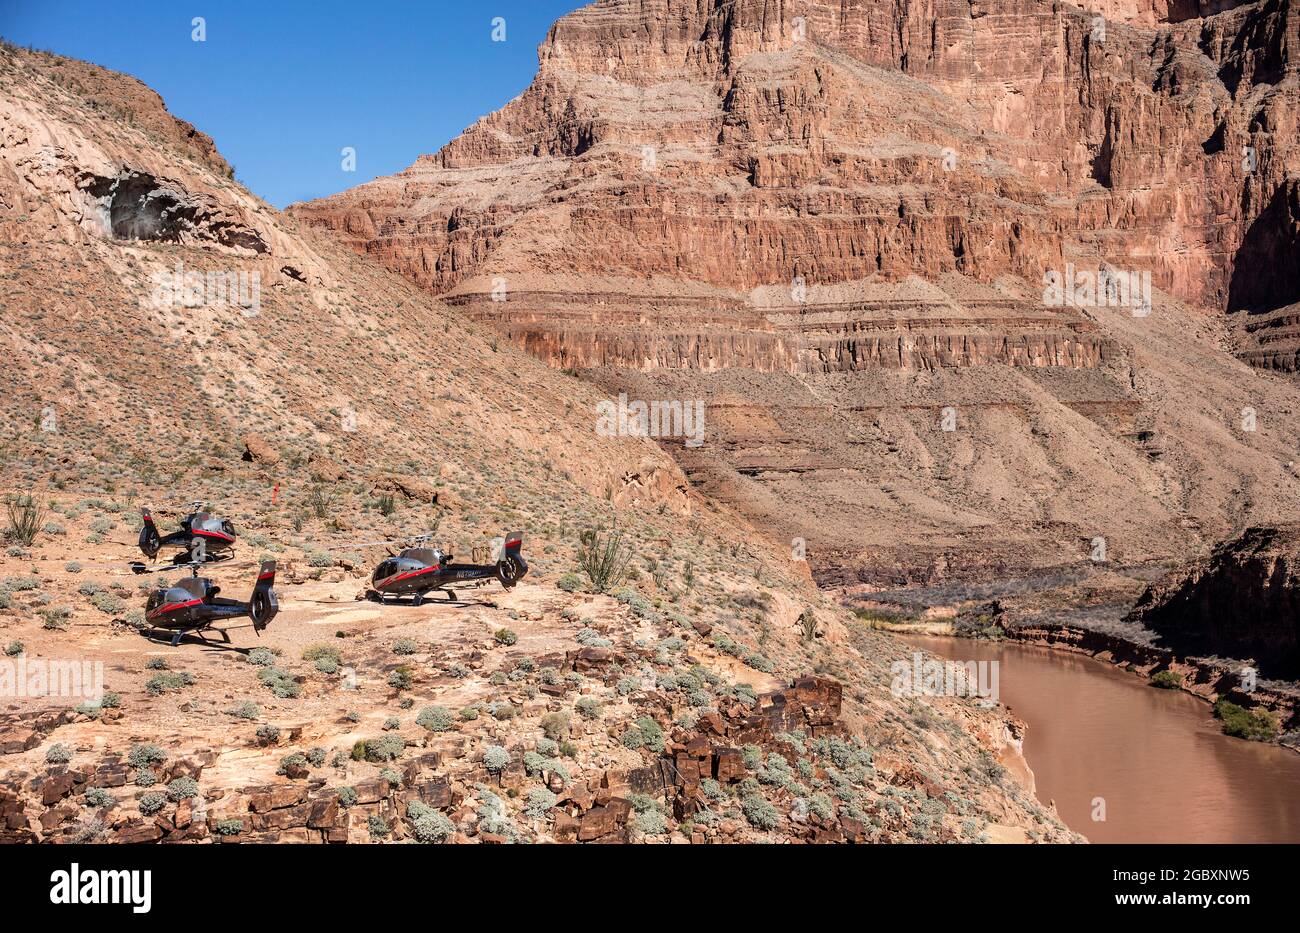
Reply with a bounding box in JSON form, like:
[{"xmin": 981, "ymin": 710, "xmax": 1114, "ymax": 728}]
[{"xmin": 0, "ymin": 0, "xmax": 587, "ymax": 207}]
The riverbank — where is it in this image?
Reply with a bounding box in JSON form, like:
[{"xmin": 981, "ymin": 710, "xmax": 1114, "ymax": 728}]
[{"xmin": 861, "ymin": 612, "xmax": 1300, "ymax": 750}]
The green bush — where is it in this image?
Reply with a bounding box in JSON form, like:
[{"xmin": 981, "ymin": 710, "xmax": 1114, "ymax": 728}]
[
  {"xmin": 258, "ymin": 666, "xmax": 300, "ymax": 698},
  {"xmin": 214, "ymin": 819, "xmax": 244, "ymax": 836},
  {"xmin": 391, "ymin": 637, "xmax": 418, "ymax": 655},
  {"xmin": 228, "ymin": 701, "xmax": 260, "ymax": 719},
  {"xmin": 45, "ymin": 743, "xmax": 72, "ymax": 764},
  {"xmin": 84, "ymin": 787, "xmax": 113, "ymax": 808},
  {"xmin": 138, "ymin": 792, "xmax": 166, "ymax": 815},
  {"xmin": 1214, "ymin": 699, "xmax": 1280, "ymax": 742},
  {"xmin": 408, "ymin": 801, "xmax": 455, "ymax": 843},
  {"xmin": 575, "ymin": 697, "xmax": 601, "ymax": 720},
  {"xmin": 416, "ymin": 706, "xmax": 456, "ymax": 732},
  {"xmin": 540, "ymin": 712, "xmax": 570, "ymax": 741},
  {"xmin": 1150, "ymin": 670, "xmax": 1182, "ymax": 689},
  {"xmin": 741, "ymin": 791, "xmax": 780, "ymax": 830},
  {"xmin": 247, "ymin": 647, "xmax": 276, "ymax": 666},
  {"xmin": 146, "ymin": 671, "xmax": 193, "ymax": 695},
  {"xmin": 482, "ymin": 745, "xmax": 510, "ymax": 772},
  {"xmin": 494, "ymin": 628, "xmax": 517, "ymax": 646},
  {"xmin": 166, "ymin": 777, "xmax": 199, "ymax": 801},
  {"xmin": 336, "ymin": 786, "xmax": 358, "ymax": 808},
  {"xmin": 556, "ymin": 572, "xmax": 585, "ymax": 593},
  {"xmin": 524, "ymin": 786, "xmax": 558, "ymax": 820},
  {"xmin": 355, "ymin": 734, "xmax": 405, "ymax": 762},
  {"xmin": 4, "ymin": 641, "xmax": 23, "ymax": 657},
  {"xmin": 576, "ymin": 522, "xmax": 632, "ymax": 593},
  {"xmin": 128, "ymin": 743, "xmax": 167, "ymax": 769}
]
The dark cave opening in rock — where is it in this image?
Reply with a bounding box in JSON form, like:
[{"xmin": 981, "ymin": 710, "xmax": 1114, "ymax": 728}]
[{"xmin": 91, "ymin": 171, "xmax": 198, "ymax": 242}]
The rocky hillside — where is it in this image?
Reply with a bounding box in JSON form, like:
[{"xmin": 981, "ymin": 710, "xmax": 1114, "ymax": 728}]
[
  {"xmin": 0, "ymin": 42, "xmax": 1072, "ymax": 844},
  {"xmin": 1129, "ymin": 524, "xmax": 1300, "ymax": 679},
  {"xmin": 290, "ymin": 0, "xmax": 1300, "ymax": 589}
]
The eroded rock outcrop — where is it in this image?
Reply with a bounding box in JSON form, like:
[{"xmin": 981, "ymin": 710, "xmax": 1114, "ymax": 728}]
[{"xmin": 1128, "ymin": 525, "xmax": 1300, "ymax": 678}]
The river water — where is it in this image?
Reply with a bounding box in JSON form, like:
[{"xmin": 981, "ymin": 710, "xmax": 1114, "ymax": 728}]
[{"xmin": 903, "ymin": 635, "xmax": 1300, "ymax": 843}]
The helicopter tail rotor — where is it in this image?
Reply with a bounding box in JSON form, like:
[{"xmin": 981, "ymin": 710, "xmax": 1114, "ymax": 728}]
[
  {"xmin": 495, "ymin": 531, "xmax": 527, "ymax": 589},
  {"xmin": 138, "ymin": 508, "xmax": 161, "ymax": 559},
  {"xmin": 249, "ymin": 561, "xmax": 279, "ymax": 633}
]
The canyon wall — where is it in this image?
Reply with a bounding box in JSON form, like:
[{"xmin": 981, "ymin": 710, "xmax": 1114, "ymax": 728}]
[{"xmin": 292, "ymin": 0, "xmax": 1300, "ymax": 585}]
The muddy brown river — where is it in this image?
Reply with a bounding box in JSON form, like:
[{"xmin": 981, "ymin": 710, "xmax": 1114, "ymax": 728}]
[{"xmin": 904, "ymin": 635, "xmax": 1300, "ymax": 843}]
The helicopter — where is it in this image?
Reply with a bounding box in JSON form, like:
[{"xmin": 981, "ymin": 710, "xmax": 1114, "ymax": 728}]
[
  {"xmin": 365, "ymin": 531, "xmax": 527, "ymax": 605},
  {"xmin": 143, "ymin": 560, "xmax": 279, "ymax": 646},
  {"xmin": 135, "ymin": 502, "xmax": 237, "ymax": 572}
]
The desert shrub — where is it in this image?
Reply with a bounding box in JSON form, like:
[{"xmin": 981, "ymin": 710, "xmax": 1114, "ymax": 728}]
[
  {"xmin": 336, "ymin": 786, "xmax": 358, "ymax": 808},
  {"xmin": 41, "ymin": 606, "xmax": 72, "ymax": 630},
  {"xmin": 4, "ymin": 641, "xmax": 22, "ymax": 657},
  {"xmin": 306, "ymin": 747, "xmax": 327, "ymax": 767},
  {"xmin": 303, "ymin": 643, "xmax": 342, "ymax": 672},
  {"xmin": 228, "ymin": 701, "xmax": 260, "ymax": 719},
  {"xmin": 83, "ymin": 787, "xmax": 113, "ymax": 808},
  {"xmin": 356, "ymin": 734, "xmax": 405, "ymax": 762},
  {"xmin": 247, "ymin": 647, "xmax": 276, "ymax": 666},
  {"xmin": 4, "ymin": 494, "xmax": 46, "ymax": 546},
  {"xmin": 493, "ymin": 628, "xmax": 517, "ymax": 646},
  {"xmin": 575, "ymin": 696, "xmax": 602, "ymax": 720},
  {"xmin": 474, "ymin": 786, "xmax": 517, "ymax": 840},
  {"xmin": 391, "ymin": 637, "xmax": 418, "ymax": 655},
  {"xmin": 1214, "ymin": 699, "xmax": 1280, "ymax": 742},
  {"xmin": 138, "ymin": 792, "xmax": 166, "ymax": 815},
  {"xmin": 133, "ymin": 768, "xmax": 157, "ymax": 787},
  {"xmin": 634, "ymin": 716, "xmax": 664, "ymax": 753},
  {"xmin": 743, "ymin": 651, "xmax": 775, "ymax": 673},
  {"xmin": 407, "ymin": 801, "xmax": 455, "ymax": 843},
  {"xmin": 255, "ymin": 724, "xmax": 281, "ymax": 743},
  {"xmin": 576, "ymin": 628, "xmax": 612, "ymax": 648},
  {"xmin": 556, "ymin": 572, "xmax": 584, "ymax": 593},
  {"xmin": 1150, "ymin": 670, "xmax": 1182, "ymax": 689},
  {"xmin": 45, "ymin": 743, "xmax": 72, "ymax": 764},
  {"xmin": 387, "ymin": 666, "xmax": 413, "ymax": 690},
  {"xmin": 416, "ymin": 706, "xmax": 455, "ymax": 732},
  {"xmin": 620, "ymin": 726, "xmax": 646, "ymax": 749},
  {"xmin": 258, "ymin": 666, "xmax": 300, "ymax": 698},
  {"xmin": 379, "ymin": 767, "xmax": 402, "ymax": 786},
  {"xmin": 701, "ymin": 779, "xmax": 728, "ymax": 802},
  {"xmin": 145, "ymin": 657, "xmax": 169, "ymax": 670},
  {"xmin": 631, "ymin": 807, "xmax": 668, "ymax": 835},
  {"xmin": 90, "ymin": 592, "xmax": 123, "ymax": 615},
  {"xmin": 276, "ymin": 753, "xmax": 308, "ymax": 776},
  {"xmin": 741, "ymin": 791, "xmax": 780, "ymax": 830},
  {"xmin": 166, "ymin": 777, "xmax": 199, "ymax": 801},
  {"xmin": 367, "ymin": 815, "xmax": 389, "ymax": 839},
  {"xmin": 524, "ymin": 786, "xmax": 558, "ymax": 820},
  {"xmin": 540, "ymin": 712, "xmax": 569, "ymax": 741},
  {"xmin": 482, "ymin": 745, "xmax": 510, "ymax": 772},
  {"xmin": 459, "ymin": 706, "xmax": 480, "ymax": 722},
  {"xmin": 128, "ymin": 744, "xmax": 167, "ymax": 769},
  {"xmin": 214, "ymin": 819, "xmax": 244, "ymax": 836},
  {"xmin": 576, "ymin": 522, "xmax": 632, "ymax": 593}
]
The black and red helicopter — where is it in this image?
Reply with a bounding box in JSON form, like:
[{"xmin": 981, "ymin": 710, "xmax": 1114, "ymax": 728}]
[
  {"xmin": 135, "ymin": 502, "xmax": 237, "ymax": 572},
  {"xmin": 143, "ymin": 560, "xmax": 279, "ymax": 646},
  {"xmin": 365, "ymin": 531, "xmax": 527, "ymax": 605}
]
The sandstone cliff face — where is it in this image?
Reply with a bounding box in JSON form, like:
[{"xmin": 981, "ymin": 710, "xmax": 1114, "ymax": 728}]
[
  {"xmin": 1128, "ymin": 525, "xmax": 1300, "ymax": 678},
  {"xmin": 291, "ymin": 0, "xmax": 1300, "ymax": 585}
]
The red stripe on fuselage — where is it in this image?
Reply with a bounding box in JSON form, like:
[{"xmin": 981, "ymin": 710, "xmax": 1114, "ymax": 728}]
[
  {"xmin": 375, "ymin": 565, "xmax": 439, "ymax": 590},
  {"xmin": 147, "ymin": 597, "xmax": 202, "ymax": 620},
  {"xmin": 192, "ymin": 529, "xmax": 234, "ymax": 542}
]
